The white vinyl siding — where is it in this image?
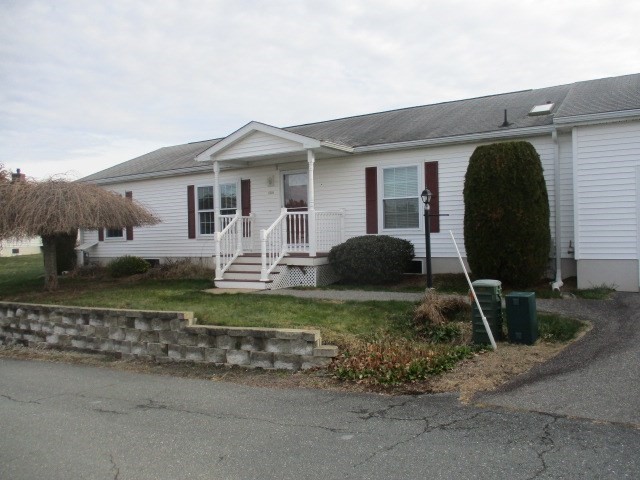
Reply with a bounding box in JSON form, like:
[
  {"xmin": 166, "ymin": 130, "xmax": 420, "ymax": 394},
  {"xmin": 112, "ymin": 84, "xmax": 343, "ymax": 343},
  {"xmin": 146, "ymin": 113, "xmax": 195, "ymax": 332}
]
[
  {"xmin": 216, "ymin": 131, "xmax": 302, "ymax": 161},
  {"xmin": 82, "ymin": 132, "xmax": 568, "ymax": 266},
  {"xmin": 574, "ymin": 121, "xmax": 640, "ymax": 260},
  {"xmin": 382, "ymin": 166, "xmax": 420, "ymax": 229}
]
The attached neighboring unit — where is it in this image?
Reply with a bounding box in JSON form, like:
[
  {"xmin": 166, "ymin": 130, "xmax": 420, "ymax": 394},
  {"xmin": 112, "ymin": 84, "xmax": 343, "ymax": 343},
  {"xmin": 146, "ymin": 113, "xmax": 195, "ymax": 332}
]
[{"xmin": 78, "ymin": 73, "xmax": 640, "ymax": 292}]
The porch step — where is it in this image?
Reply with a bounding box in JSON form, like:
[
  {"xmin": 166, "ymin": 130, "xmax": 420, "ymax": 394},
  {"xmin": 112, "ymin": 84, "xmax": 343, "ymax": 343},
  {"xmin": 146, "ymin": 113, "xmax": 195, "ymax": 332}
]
[
  {"xmin": 214, "ymin": 279, "xmax": 272, "ymax": 290},
  {"xmin": 228, "ymin": 263, "xmax": 262, "ymax": 272},
  {"xmin": 215, "ymin": 254, "xmax": 279, "ymax": 290},
  {"xmin": 223, "ymin": 270, "xmax": 262, "ymax": 281}
]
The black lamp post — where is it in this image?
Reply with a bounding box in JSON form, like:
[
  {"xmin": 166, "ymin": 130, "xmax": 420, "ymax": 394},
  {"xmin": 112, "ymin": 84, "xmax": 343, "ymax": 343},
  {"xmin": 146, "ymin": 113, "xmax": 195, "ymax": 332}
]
[{"xmin": 421, "ymin": 188, "xmax": 433, "ymax": 288}]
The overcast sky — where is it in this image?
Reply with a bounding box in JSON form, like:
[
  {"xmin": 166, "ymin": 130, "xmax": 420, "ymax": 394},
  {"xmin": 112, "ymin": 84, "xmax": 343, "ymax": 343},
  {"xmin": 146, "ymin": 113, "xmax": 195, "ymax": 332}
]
[{"xmin": 1, "ymin": 0, "xmax": 639, "ymax": 180}]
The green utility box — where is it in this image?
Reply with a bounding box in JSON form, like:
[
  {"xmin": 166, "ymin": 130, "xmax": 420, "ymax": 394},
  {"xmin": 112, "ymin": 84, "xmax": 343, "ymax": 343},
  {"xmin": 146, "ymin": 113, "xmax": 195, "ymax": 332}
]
[
  {"xmin": 505, "ymin": 292, "xmax": 538, "ymax": 345},
  {"xmin": 471, "ymin": 279, "xmax": 503, "ymax": 345}
]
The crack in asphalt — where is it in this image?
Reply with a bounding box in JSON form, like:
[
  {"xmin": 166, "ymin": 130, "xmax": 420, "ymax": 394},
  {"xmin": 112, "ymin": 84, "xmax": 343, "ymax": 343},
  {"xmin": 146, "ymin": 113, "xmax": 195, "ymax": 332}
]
[
  {"xmin": 350, "ymin": 398, "xmax": 416, "ymax": 421},
  {"xmin": 94, "ymin": 407, "xmax": 128, "ymax": 415},
  {"xmin": 0, "ymin": 393, "xmax": 41, "ymax": 405},
  {"xmin": 526, "ymin": 415, "xmax": 559, "ymax": 480},
  {"xmin": 351, "ymin": 405, "xmax": 487, "ymax": 469},
  {"xmin": 135, "ymin": 398, "xmax": 348, "ymax": 434},
  {"xmin": 109, "ymin": 454, "xmax": 120, "ymax": 480}
]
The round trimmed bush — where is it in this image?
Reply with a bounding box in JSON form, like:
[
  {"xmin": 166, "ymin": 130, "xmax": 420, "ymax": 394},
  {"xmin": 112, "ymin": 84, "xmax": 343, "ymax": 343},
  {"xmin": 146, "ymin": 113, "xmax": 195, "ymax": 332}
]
[
  {"xmin": 463, "ymin": 141, "xmax": 551, "ymax": 286},
  {"xmin": 107, "ymin": 255, "xmax": 150, "ymax": 278},
  {"xmin": 329, "ymin": 235, "xmax": 414, "ymax": 284}
]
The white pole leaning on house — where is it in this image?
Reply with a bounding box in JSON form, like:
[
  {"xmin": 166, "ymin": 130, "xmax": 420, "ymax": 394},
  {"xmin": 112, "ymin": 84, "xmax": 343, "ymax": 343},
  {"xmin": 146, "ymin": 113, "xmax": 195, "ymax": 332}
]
[{"xmin": 449, "ymin": 230, "xmax": 497, "ymax": 351}]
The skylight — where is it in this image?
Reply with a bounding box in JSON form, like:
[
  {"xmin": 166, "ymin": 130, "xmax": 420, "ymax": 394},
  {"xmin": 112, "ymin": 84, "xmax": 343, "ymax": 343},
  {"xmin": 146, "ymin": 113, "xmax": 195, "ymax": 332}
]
[{"xmin": 529, "ymin": 103, "xmax": 555, "ymax": 116}]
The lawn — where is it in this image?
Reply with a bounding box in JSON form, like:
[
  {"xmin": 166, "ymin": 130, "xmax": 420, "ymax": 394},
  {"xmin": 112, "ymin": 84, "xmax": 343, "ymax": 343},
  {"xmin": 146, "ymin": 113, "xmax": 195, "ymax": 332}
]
[
  {"xmin": 0, "ymin": 255, "xmax": 414, "ymax": 343},
  {"xmin": 0, "ymin": 254, "xmax": 587, "ymax": 386}
]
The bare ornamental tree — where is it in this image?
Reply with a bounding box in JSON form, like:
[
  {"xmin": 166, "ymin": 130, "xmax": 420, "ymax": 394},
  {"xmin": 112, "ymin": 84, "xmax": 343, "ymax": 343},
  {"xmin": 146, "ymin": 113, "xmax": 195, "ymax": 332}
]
[{"xmin": 0, "ymin": 178, "xmax": 159, "ymax": 290}]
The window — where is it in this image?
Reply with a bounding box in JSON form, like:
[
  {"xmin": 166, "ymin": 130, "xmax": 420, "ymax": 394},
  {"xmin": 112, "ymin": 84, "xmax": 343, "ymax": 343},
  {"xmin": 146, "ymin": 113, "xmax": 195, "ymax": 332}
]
[
  {"xmin": 197, "ymin": 186, "xmax": 214, "ymax": 235},
  {"xmin": 220, "ymin": 183, "xmax": 237, "ymax": 215},
  {"xmin": 106, "ymin": 228, "xmax": 124, "ymax": 239},
  {"xmin": 382, "ymin": 166, "xmax": 420, "ymax": 229},
  {"xmin": 197, "ymin": 183, "xmax": 238, "ymax": 235}
]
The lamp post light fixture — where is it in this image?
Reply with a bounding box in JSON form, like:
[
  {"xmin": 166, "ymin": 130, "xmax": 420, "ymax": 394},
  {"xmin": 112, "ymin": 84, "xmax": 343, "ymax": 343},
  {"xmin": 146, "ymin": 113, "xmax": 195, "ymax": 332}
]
[{"xmin": 421, "ymin": 188, "xmax": 433, "ymax": 288}]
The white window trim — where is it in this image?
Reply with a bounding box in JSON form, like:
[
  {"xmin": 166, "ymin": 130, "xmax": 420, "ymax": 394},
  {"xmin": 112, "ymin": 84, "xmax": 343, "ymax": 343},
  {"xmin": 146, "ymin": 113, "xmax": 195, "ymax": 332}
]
[
  {"xmin": 195, "ymin": 179, "xmax": 241, "ymax": 238},
  {"xmin": 105, "ymin": 189, "xmax": 127, "ymax": 241},
  {"xmin": 105, "ymin": 228, "xmax": 125, "ymax": 241},
  {"xmin": 378, "ymin": 164, "xmax": 424, "ymax": 233},
  {"xmin": 280, "ymin": 169, "xmax": 308, "ymax": 209}
]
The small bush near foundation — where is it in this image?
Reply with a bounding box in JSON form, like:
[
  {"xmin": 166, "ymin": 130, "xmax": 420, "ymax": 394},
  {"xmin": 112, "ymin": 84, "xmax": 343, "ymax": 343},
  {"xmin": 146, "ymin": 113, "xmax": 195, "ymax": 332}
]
[
  {"xmin": 329, "ymin": 235, "xmax": 414, "ymax": 284},
  {"xmin": 144, "ymin": 258, "xmax": 213, "ymax": 280},
  {"xmin": 329, "ymin": 338, "xmax": 477, "ymax": 385},
  {"xmin": 107, "ymin": 256, "xmax": 150, "ymax": 278}
]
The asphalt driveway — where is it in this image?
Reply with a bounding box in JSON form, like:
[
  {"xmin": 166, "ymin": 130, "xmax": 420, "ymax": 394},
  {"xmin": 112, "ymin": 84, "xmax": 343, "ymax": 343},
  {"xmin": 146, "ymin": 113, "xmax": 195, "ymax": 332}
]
[{"xmin": 476, "ymin": 293, "xmax": 640, "ymax": 427}]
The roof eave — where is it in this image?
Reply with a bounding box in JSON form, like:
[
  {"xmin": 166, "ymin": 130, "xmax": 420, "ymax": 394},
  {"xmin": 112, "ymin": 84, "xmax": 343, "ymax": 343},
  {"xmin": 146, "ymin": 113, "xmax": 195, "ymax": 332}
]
[
  {"xmin": 82, "ymin": 164, "xmax": 214, "ymax": 186},
  {"xmin": 553, "ymin": 108, "xmax": 640, "ymax": 126}
]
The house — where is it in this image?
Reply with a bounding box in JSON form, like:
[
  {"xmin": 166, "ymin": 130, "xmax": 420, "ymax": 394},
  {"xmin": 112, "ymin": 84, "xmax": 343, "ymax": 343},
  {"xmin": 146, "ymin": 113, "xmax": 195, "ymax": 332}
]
[
  {"xmin": 80, "ymin": 73, "xmax": 640, "ymax": 292},
  {"xmin": 0, "ymin": 237, "xmax": 42, "ymax": 257},
  {"xmin": 1, "ymin": 169, "xmax": 43, "ymax": 257}
]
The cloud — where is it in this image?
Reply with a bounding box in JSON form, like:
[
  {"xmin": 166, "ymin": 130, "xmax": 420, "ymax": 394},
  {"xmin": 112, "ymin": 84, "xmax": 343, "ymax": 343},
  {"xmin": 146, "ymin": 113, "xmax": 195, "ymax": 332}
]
[{"xmin": 1, "ymin": 0, "xmax": 639, "ymax": 179}]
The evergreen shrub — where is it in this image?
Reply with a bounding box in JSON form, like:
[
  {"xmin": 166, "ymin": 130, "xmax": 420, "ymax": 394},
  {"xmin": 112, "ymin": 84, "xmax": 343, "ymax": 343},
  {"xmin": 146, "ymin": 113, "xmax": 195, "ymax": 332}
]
[
  {"xmin": 108, "ymin": 255, "xmax": 150, "ymax": 277},
  {"xmin": 328, "ymin": 235, "xmax": 414, "ymax": 284},
  {"xmin": 463, "ymin": 141, "xmax": 551, "ymax": 286}
]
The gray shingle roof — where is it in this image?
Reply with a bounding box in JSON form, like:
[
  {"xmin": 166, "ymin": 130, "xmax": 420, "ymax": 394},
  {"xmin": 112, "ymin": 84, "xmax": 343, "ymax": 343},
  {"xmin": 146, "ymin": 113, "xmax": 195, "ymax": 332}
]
[
  {"xmin": 82, "ymin": 73, "xmax": 640, "ymax": 183},
  {"xmin": 81, "ymin": 139, "xmax": 219, "ymax": 182}
]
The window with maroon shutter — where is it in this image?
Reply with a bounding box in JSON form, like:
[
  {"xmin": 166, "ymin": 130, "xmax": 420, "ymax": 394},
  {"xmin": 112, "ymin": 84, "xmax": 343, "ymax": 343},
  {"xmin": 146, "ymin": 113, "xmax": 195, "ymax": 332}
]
[
  {"xmin": 365, "ymin": 167, "xmax": 378, "ymax": 234},
  {"xmin": 125, "ymin": 191, "xmax": 134, "ymax": 240},
  {"xmin": 187, "ymin": 185, "xmax": 196, "ymax": 239}
]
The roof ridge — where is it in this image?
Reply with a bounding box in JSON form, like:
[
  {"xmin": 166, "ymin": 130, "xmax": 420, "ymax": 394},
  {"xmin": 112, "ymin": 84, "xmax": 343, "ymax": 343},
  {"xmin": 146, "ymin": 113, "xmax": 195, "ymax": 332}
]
[{"xmin": 284, "ymin": 88, "xmax": 543, "ymax": 130}]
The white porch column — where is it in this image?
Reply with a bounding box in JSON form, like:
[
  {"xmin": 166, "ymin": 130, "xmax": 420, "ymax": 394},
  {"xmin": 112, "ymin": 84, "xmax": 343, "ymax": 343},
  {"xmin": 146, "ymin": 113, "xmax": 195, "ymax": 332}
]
[
  {"xmin": 307, "ymin": 149, "xmax": 317, "ymax": 257},
  {"xmin": 213, "ymin": 160, "xmax": 221, "ymax": 233},
  {"xmin": 213, "ymin": 160, "xmax": 222, "ymax": 276}
]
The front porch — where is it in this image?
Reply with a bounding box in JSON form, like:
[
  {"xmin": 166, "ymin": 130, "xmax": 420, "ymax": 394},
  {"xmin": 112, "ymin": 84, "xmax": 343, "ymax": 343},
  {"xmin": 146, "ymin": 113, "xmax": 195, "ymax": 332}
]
[
  {"xmin": 213, "ymin": 210, "xmax": 344, "ymax": 290},
  {"xmin": 194, "ymin": 121, "xmax": 354, "ymax": 290}
]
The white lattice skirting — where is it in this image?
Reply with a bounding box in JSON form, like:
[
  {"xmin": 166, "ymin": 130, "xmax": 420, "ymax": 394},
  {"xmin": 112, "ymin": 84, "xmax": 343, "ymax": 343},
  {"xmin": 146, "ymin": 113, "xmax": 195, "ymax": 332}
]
[{"xmin": 270, "ymin": 264, "xmax": 340, "ymax": 289}]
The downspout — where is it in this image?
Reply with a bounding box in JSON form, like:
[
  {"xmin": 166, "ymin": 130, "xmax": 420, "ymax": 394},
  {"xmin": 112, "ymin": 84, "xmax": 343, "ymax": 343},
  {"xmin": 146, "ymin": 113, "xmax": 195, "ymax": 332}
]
[{"xmin": 551, "ymin": 129, "xmax": 563, "ymax": 291}]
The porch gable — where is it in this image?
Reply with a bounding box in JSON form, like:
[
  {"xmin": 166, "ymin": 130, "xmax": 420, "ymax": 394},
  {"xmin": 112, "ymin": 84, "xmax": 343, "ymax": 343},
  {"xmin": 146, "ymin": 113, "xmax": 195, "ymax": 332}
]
[{"xmin": 195, "ymin": 121, "xmax": 322, "ymax": 163}]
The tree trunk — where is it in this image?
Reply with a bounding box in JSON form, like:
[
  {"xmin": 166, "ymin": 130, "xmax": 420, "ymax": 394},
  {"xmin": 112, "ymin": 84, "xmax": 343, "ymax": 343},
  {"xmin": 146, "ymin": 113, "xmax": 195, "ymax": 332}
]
[{"xmin": 42, "ymin": 235, "xmax": 58, "ymax": 291}]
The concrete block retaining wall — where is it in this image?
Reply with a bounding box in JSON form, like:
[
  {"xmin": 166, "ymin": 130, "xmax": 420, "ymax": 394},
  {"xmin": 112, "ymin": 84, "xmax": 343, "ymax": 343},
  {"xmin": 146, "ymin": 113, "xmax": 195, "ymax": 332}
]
[{"xmin": 0, "ymin": 302, "xmax": 338, "ymax": 370}]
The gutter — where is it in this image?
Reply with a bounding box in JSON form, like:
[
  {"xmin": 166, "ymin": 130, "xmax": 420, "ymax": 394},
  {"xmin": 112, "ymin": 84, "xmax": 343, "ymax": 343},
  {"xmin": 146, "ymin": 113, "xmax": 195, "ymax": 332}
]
[
  {"xmin": 83, "ymin": 164, "xmax": 215, "ymax": 186},
  {"xmin": 553, "ymin": 108, "xmax": 640, "ymax": 126},
  {"xmin": 551, "ymin": 129, "xmax": 563, "ymax": 291}
]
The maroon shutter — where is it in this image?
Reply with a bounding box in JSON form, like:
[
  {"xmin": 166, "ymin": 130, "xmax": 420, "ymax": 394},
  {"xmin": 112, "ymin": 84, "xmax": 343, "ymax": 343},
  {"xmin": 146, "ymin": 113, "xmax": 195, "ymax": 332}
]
[
  {"xmin": 98, "ymin": 228, "xmax": 104, "ymax": 241},
  {"xmin": 125, "ymin": 191, "xmax": 134, "ymax": 240},
  {"xmin": 424, "ymin": 161, "xmax": 440, "ymax": 232},
  {"xmin": 187, "ymin": 185, "xmax": 196, "ymax": 239},
  {"xmin": 365, "ymin": 167, "xmax": 378, "ymax": 234},
  {"xmin": 241, "ymin": 179, "xmax": 251, "ymax": 216}
]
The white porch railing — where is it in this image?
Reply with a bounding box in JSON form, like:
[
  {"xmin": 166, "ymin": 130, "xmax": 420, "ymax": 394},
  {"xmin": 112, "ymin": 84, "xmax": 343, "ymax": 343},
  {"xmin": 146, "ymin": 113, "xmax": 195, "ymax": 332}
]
[
  {"xmin": 260, "ymin": 208, "xmax": 288, "ymax": 281},
  {"xmin": 215, "ymin": 209, "xmax": 345, "ymax": 283},
  {"xmin": 215, "ymin": 213, "xmax": 254, "ymax": 280}
]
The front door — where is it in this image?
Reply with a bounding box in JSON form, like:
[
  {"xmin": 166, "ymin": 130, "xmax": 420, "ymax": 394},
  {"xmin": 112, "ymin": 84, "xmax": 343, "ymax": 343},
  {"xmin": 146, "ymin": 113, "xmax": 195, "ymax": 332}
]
[{"xmin": 282, "ymin": 172, "xmax": 308, "ymax": 246}]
